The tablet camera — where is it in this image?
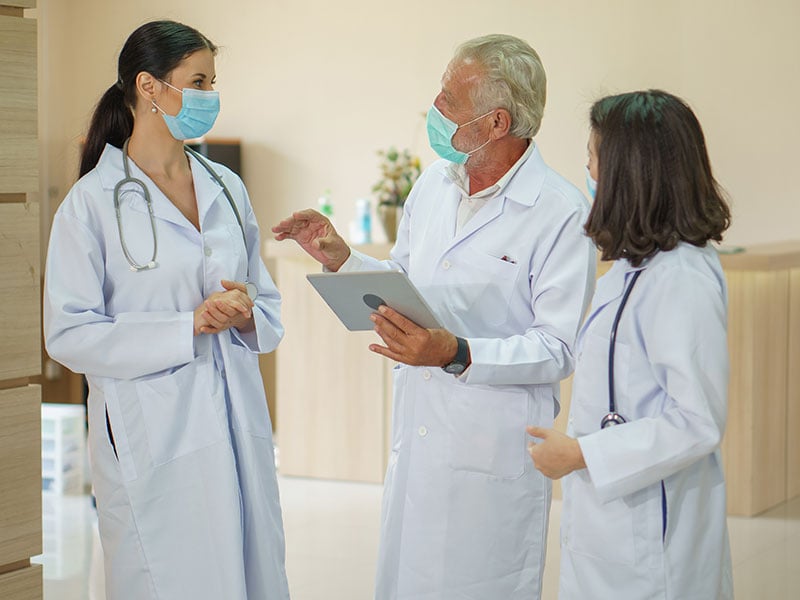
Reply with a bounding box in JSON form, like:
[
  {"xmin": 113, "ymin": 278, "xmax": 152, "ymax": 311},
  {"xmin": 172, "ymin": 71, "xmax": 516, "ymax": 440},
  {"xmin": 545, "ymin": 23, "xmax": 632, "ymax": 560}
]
[{"xmin": 362, "ymin": 294, "xmax": 386, "ymax": 310}]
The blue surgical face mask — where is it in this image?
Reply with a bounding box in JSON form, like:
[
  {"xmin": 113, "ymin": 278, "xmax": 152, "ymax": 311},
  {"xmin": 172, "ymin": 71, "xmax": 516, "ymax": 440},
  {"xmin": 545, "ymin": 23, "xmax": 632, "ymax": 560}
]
[
  {"xmin": 585, "ymin": 166, "xmax": 598, "ymax": 199},
  {"xmin": 154, "ymin": 80, "xmax": 220, "ymax": 140},
  {"xmin": 426, "ymin": 105, "xmax": 493, "ymax": 164}
]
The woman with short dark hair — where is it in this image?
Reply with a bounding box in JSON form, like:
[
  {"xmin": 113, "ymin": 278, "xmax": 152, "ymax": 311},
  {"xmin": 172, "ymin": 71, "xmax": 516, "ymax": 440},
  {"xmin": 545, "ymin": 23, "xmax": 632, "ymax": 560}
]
[{"xmin": 527, "ymin": 90, "xmax": 733, "ymax": 599}]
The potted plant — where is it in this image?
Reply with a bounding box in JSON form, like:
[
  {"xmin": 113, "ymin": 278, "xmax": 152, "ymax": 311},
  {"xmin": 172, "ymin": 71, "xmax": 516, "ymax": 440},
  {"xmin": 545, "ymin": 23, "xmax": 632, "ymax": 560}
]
[{"xmin": 372, "ymin": 147, "xmax": 421, "ymax": 242}]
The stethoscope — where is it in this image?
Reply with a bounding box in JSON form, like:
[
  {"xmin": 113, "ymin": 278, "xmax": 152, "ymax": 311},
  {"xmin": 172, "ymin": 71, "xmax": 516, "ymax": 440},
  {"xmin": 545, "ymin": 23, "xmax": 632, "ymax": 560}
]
[
  {"xmin": 113, "ymin": 138, "xmax": 257, "ymax": 300},
  {"xmin": 601, "ymin": 268, "xmax": 644, "ymax": 429}
]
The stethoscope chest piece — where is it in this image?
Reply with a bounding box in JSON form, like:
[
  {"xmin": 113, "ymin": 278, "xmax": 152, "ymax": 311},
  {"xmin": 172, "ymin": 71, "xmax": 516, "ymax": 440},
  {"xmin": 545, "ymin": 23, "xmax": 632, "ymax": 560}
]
[
  {"xmin": 601, "ymin": 412, "xmax": 627, "ymax": 429},
  {"xmin": 129, "ymin": 261, "xmax": 158, "ymax": 273}
]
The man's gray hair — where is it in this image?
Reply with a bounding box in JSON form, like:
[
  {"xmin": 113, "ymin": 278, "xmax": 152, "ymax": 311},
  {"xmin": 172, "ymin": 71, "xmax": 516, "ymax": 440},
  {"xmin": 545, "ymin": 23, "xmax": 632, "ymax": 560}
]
[{"xmin": 453, "ymin": 34, "xmax": 547, "ymax": 138}]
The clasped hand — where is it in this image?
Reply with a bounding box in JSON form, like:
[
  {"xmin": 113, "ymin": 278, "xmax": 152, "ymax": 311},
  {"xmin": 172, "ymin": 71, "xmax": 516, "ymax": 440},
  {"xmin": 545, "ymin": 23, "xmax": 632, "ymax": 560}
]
[{"xmin": 194, "ymin": 279, "xmax": 255, "ymax": 335}]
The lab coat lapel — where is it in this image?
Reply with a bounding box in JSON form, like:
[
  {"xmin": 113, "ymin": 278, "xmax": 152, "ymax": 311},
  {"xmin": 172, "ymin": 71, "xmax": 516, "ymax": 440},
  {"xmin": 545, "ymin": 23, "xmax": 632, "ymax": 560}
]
[
  {"xmin": 440, "ymin": 144, "xmax": 545, "ymax": 255},
  {"xmin": 104, "ymin": 147, "xmax": 199, "ymax": 231},
  {"xmin": 188, "ymin": 152, "xmax": 226, "ymax": 230},
  {"xmin": 445, "ymin": 194, "xmax": 506, "ymax": 253},
  {"xmin": 123, "ymin": 179, "xmax": 189, "ymax": 230},
  {"xmin": 580, "ymin": 262, "xmax": 637, "ymax": 334},
  {"xmin": 97, "ymin": 143, "xmax": 222, "ymax": 232}
]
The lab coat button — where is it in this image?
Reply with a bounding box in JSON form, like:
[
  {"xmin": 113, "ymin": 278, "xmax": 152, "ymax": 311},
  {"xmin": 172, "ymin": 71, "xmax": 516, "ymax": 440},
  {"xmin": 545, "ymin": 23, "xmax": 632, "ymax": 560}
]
[
  {"xmin": 204, "ymin": 246, "xmax": 213, "ymax": 257},
  {"xmin": 418, "ymin": 426, "xmax": 428, "ymax": 437},
  {"xmin": 422, "ymin": 369, "xmax": 431, "ymax": 380},
  {"xmin": 442, "ymin": 260, "xmax": 451, "ymax": 270}
]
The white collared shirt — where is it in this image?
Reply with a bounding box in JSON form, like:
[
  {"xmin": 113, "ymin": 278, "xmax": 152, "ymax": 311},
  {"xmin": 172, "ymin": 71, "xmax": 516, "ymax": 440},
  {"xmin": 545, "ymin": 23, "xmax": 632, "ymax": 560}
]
[{"xmin": 446, "ymin": 141, "xmax": 535, "ymax": 232}]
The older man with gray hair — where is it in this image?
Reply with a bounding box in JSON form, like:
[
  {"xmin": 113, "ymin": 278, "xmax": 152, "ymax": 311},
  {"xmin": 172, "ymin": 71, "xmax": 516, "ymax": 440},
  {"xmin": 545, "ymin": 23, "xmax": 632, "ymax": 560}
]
[{"xmin": 273, "ymin": 34, "xmax": 596, "ymax": 599}]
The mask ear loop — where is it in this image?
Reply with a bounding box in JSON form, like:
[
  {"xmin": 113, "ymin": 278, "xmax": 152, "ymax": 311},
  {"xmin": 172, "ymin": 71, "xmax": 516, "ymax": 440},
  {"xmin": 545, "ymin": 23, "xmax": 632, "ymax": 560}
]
[
  {"xmin": 460, "ymin": 110, "xmax": 496, "ymax": 160},
  {"xmin": 151, "ymin": 79, "xmax": 179, "ymax": 114}
]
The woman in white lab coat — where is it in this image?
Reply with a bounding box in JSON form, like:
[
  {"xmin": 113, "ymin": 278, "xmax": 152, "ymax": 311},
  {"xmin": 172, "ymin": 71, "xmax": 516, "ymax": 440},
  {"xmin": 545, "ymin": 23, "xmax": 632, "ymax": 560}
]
[
  {"xmin": 44, "ymin": 21, "xmax": 289, "ymax": 600},
  {"xmin": 527, "ymin": 90, "xmax": 734, "ymax": 599}
]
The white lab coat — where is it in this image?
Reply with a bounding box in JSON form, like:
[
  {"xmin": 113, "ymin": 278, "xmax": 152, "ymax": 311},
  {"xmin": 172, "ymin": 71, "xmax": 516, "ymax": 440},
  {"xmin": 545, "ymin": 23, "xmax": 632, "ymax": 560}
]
[
  {"xmin": 44, "ymin": 145, "xmax": 290, "ymax": 600},
  {"xmin": 344, "ymin": 146, "xmax": 596, "ymax": 599},
  {"xmin": 560, "ymin": 243, "xmax": 733, "ymax": 599}
]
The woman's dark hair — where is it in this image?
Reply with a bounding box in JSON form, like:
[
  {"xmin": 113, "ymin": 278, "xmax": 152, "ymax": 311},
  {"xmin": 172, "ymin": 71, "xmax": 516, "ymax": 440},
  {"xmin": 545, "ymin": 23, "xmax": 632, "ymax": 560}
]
[
  {"xmin": 584, "ymin": 90, "xmax": 731, "ymax": 266},
  {"xmin": 79, "ymin": 20, "xmax": 217, "ymax": 177}
]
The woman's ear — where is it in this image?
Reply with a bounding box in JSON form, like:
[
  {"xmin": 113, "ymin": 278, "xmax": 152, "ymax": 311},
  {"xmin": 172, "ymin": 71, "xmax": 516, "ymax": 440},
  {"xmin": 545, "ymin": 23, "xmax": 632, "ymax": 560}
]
[{"xmin": 135, "ymin": 71, "xmax": 158, "ymax": 103}]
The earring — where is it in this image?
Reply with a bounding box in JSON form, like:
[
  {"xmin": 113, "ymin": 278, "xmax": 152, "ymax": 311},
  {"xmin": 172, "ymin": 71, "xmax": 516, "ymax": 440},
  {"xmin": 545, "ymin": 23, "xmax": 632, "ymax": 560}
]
[{"xmin": 151, "ymin": 100, "xmax": 158, "ymax": 114}]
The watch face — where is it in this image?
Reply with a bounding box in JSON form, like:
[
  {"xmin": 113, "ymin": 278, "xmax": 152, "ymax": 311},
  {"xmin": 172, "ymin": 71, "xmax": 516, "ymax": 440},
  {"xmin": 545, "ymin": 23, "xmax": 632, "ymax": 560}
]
[{"xmin": 443, "ymin": 362, "xmax": 466, "ymax": 375}]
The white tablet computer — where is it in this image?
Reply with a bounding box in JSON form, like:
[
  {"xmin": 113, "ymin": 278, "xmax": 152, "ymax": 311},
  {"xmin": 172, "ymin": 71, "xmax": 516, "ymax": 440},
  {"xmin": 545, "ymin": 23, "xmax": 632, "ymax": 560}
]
[{"xmin": 306, "ymin": 270, "xmax": 442, "ymax": 331}]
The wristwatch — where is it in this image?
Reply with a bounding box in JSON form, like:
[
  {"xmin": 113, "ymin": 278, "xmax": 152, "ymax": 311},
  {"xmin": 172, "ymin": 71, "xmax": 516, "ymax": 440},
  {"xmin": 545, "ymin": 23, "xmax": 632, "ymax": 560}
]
[{"xmin": 442, "ymin": 336, "xmax": 470, "ymax": 375}]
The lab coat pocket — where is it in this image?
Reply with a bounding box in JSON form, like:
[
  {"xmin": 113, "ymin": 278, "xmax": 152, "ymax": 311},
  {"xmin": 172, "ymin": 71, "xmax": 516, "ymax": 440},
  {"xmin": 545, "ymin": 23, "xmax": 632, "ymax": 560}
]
[
  {"xmin": 451, "ymin": 248, "xmax": 519, "ymax": 327},
  {"xmin": 137, "ymin": 357, "xmax": 225, "ymax": 466},
  {"xmin": 565, "ymin": 471, "xmax": 636, "ymax": 565},
  {"xmin": 447, "ymin": 384, "xmax": 528, "ymax": 479},
  {"xmin": 227, "ymin": 341, "xmax": 273, "ymax": 438}
]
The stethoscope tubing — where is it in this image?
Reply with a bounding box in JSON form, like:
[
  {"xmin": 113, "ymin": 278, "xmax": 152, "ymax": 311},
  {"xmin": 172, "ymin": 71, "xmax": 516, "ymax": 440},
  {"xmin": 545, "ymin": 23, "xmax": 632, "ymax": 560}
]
[
  {"xmin": 115, "ymin": 138, "xmax": 256, "ymax": 297},
  {"xmin": 603, "ymin": 267, "xmax": 644, "ymax": 429}
]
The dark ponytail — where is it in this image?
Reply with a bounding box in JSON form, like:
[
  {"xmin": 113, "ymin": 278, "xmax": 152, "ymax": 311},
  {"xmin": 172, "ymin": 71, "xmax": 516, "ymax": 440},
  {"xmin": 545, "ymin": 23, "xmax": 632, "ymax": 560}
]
[
  {"xmin": 79, "ymin": 83, "xmax": 133, "ymax": 177},
  {"xmin": 79, "ymin": 20, "xmax": 217, "ymax": 177}
]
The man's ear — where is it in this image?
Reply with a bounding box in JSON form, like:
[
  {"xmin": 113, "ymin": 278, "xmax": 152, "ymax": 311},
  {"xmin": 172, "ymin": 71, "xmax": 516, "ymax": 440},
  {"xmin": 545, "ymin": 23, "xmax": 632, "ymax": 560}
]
[{"xmin": 491, "ymin": 108, "xmax": 513, "ymax": 140}]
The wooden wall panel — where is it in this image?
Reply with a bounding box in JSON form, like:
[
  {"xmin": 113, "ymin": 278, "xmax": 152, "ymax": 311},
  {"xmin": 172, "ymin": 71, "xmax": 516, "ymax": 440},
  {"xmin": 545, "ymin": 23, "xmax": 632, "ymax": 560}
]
[
  {"xmin": 0, "ymin": 202, "xmax": 40, "ymax": 380},
  {"xmin": 788, "ymin": 269, "xmax": 800, "ymax": 500},
  {"xmin": 723, "ymin": 270, "xmax": 790, "ymax": 515},
  {"xmin": 0, "ymin": 564, "xmax": 42, "ymax": 600},
  {"xmin": 0, "ymin": 2, "xmax": 37, "ymax": 10},
  {"xmin": 0, "ymin": 385, "xmax": 42, "ymax": 567},
  {"xmin": 0, "ymin": 6, "xmax": 41, "ymax": 598},
  {"xmin": 0, "ymin": 14, "xmax": 37, "ymax": 193}
]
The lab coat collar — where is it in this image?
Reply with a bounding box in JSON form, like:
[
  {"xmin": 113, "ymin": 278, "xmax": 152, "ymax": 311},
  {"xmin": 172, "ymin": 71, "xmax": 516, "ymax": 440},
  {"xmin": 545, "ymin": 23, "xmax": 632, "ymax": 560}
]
[
  {"xmin": 95, "ymin": 143, "xmax": 225, "ymax": 231},
  {"xmin": 445, "ymin": 140, "xmax": 535, "ymax": 202},
  {"xmin": 582, "ymin": 257, "xmax": 649, "ymax": 331},
  {"xmin": 497, "ymin": 142, "xmax": 546, "ymax": 208}
]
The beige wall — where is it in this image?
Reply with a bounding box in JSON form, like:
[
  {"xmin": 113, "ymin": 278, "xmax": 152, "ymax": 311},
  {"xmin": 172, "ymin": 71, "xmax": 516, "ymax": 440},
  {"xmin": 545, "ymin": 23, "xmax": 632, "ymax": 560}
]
[{"xmin": 37, "ymin": 0, "xmax": 799, "ymax": 251}]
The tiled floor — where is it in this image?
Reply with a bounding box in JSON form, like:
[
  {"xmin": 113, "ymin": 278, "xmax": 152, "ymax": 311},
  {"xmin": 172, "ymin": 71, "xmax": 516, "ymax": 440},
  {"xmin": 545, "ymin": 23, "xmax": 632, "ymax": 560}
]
[{"xmin": 34, "ymin": 477, "xmax": 800, "ymax": 599}]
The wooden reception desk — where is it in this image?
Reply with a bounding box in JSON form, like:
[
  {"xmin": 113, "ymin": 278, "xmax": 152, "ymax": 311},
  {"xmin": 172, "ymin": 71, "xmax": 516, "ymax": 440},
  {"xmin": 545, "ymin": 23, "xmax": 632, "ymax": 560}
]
[
  {"xmin": 266, "ymin": 242, "xmax": 394, "ymax": 484},
  {"xmin": 266, "ymin": 240, "xmax": 800, "ymax": 516},
  {"xmin": 717, "ymin": 242, "xmax": 800, "ymax": 515}
]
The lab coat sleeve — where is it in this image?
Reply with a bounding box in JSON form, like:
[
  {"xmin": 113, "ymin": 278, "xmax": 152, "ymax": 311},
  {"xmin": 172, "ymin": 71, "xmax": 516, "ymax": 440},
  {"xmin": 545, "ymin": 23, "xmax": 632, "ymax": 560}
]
[
  {"xmin": 462, "ymin": 206, "xmax": 596, "ymax": 386},
  {"xmin": 578, "ymin": 263, "xmax": 728, "ymax": 503},
  {"xmin": 44, "ymin": 210, "xmax": 195, "ymax": 380},
  {"xmin": 228, "ymin": 179, "xmax": 284, "ymax": 353}
]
